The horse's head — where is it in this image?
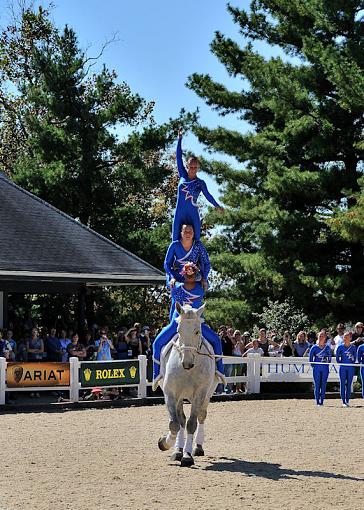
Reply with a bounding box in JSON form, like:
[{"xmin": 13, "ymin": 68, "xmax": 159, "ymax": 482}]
[{"xmin": 176, "ymin": 302, "xmax": 205, "ymax": 370}]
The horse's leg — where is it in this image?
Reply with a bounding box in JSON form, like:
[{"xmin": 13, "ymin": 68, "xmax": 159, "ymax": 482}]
[
  {"xmin": 193, "ymin": 407, "xmax": 207, "ymax": 456},
  {"xmin": 171, "ymin": 400, "xmax": 186, "ymax": 461},
  {"xmin": 181, "ymin": 394, "xmax": 206, "ymax": 467},
  {"xmin": 158, "ymin": 394, "xmax": 179, "ymax": 451}
]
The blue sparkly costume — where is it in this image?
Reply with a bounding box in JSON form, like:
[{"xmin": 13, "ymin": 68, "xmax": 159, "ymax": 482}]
[
  {"xmin": 172, "ymin": 138, "xmax": 221, "ymax": 241},
  {"xmin": 357, "ymin": 344, "xmax": 364, "ymax": 399},
  {"xmin": 164, "ymin": 240, "xmax": 211, "ymax": 286},
  {"xmin": 152, "ymin": 282, "xmax": 224, "ymax": 380},
  {"xmin": 309, "ymin": 344, "xmax": 332, "ymax": 405},
  {"xmin": 336, "ymin": 344, "xmax": 357, "ymax": 405}
]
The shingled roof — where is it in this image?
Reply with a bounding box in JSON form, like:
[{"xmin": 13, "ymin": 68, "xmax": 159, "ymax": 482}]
[{"xmin": 0, "ymin": 172, "xmax": 164, "ymax": 292}]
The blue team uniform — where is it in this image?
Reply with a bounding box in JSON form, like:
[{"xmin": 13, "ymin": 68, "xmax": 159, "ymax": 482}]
[
  {"xmin": 309, "ymin": 344, "xmax": 332, "ymax": 405},
  {"xmin": 172, "ymin": 138, "xmax": 220, "ymax": 241},
  {"xmin": 357, "ymin": 344, "xmax": 364, "ymax": 399},
  {"xmin": 336, "ymin": 344, "xmax": 357, "ymax": 405},
  {"xmin": 164, "ymin": 240, "xmax": 211, "ymax": 287},
  {"xmin": 152, "ymin": 282, "xmax": 224, "ymax": 381}
]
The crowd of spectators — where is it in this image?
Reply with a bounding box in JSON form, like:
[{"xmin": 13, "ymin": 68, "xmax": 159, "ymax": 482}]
[
  {"xmin": 216, "ymin": 322, "xmax": 364, "ymax": 394},
  {"xmin": 0, "ymin": 322, "xmax": 155, "ymax": 364}
]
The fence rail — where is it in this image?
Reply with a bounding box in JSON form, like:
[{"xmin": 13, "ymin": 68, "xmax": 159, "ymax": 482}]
[{"xmin": 0, "ymin": 354, "xmax": 359, "ymax": 405}]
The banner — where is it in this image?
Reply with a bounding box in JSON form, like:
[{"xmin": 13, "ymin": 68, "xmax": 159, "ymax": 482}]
[
  {"xmin": 7, "ymin": 362, "xmax": 70, "ymax": 388},
  {"xmin": 261, "ymin": 361, "xmax": 341, "ymax": 382},
  {"xmin": 79, "ymin": 360, "xmax": 140, "ymax": 387}
]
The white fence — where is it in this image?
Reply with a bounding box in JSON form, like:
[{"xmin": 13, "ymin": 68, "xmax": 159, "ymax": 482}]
[{"xmin": 0, "ymin": 354, "xmax": 358, "ymax": 405}]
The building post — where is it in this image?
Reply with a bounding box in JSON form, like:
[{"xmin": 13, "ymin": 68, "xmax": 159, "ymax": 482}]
[
  {"xmin": 69, "ymin": 357, "xmax": 80, "ymax": 403},
  {"xmin": 0, "ymin": 291, "xmax": 4, "ymax": 328},
  {"xmin": 0, "ymin": 357, "xmax": 6, "ymax": 405},
  {"xmin": 138, "ymin": 355, "xmax": 147, "ymax": 399}
]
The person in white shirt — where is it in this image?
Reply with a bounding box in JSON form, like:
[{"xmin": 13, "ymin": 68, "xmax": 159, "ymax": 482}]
[
  {"xmin": 333, "ymin": 323, "xmax": 345, "ymax": 354},
  {"xmin": 243, "ymin": 339, "xmax": 264, "ymax": 357}
]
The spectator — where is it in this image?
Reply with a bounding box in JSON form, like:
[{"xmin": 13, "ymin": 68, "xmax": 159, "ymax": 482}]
[
  {"xmin": 351, "ymin": 322, "xmax": 364, "ymax": 347},
  {"xmin": 67, "ymin": 333, "xmax": 87, "ymax": 360},
  {"xmin": 0, "ymin": 330, "xmax": 13, "ymax": 360},
  {"xmin": 232, "ymin": 330, "xmax": 245, "ymax": 393},
  {"xmin": 246, "ymin": 328, "xmax": 279, "ymax": 356},
  {"xmin": 293, "ymin": 331, "xmax": 310, "ymax": 357},
  {"xmin": 126, "ymin": 327, "xmax": 141, "ymax": 358},
  {"xmin": 140, "ymin": 326, "xmax": 153, "ymax": 357},
  {"xmin": 5, "ymin": 330, "xmax": 16, "ymax": 361},
  {"xmin": 83, "ymin": 331, "xmax": 95, "ymax": 360},
  {"xmin": 133, "ymin": 322, "xmax": 142, "ymax": 340},
  {"xmin": 280, "ymin": 331, "xmax": 294, "ymax": 357},
  {"xmin": 243, "ymin": 339, "xmax": 264, "ymax": 357},
  {"xmin": 95, "ymin": 330, "xmax": 114, "ymax": 361},
  {"xmin": 268, "ymin": 335, "xmax": 282, "ymax": 356},
  {"xmin": 27, "ymin": 328, "xmax": 44, "ymax": 361},
  {"xmin": 45, "ymin": 328, "xmax": 62, "ymax": 361},
  {"xmin": 307, "ymin": 330, "xmax": 317, "ymax": 347},
  {"xmin": 59, "ymin": 329, "xmax": 71, "ymax": 362},
  {"xmin": 333, "ymin": 323, "xmax": 345, "ymax": 354},
  {"xmin": 16, "ymin": 338, "xmax": 27, "ymax": 361},
  {"xmin": 219, "ymin": 326, "xmax": 234, "ymax": 393},
  {"xmin": 114, "ymin": 328, "xmax": 129, "ymax": 360}
]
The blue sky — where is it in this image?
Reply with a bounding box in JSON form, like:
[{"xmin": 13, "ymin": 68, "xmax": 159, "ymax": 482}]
[{"xmin": 0, "ymin": 0, "xmax": 279, "ymax": 195}]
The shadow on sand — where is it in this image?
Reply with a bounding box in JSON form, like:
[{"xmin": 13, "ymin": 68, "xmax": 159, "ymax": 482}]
[{"xmin": 204, "ymin": 457, "xmax": 364, "ymax": 482}]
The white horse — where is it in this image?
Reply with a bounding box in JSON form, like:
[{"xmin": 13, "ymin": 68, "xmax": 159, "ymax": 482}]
[{"xmin": 157, "ymin": 303, "xmax": 218, "ymax": 467}]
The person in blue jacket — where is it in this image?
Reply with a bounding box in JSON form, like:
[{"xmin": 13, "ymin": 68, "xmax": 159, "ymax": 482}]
[
  {"xmin": 356, "ymin": 343, "xmax": 364, "ymax": 399},
  {"xmin": 164, "ymin": 223, "xmax": 211, "ymax": 290},
  {"xmin": 309, "ymin": 330, "xmax": 332, "ymax": 406},
  {"xmin": 152, "ymin": 262, "xmax": 224, "ymax": 390},
  {"xmin": 336, "ymin": 331, "xmax": 357, "ymax": 407},
  {"xmin": 172, "ymin": 129, "xmax": 223, "ymax": 241}
]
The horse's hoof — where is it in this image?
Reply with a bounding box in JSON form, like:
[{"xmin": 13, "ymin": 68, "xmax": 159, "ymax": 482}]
[
  {"xmin": 180, "ymin": 453, "xmax": 194, "ymax": 467},
  {"xmin": 170, "ymin": 448, "xmax": 183, "ymax": 461},
  {"xmin": 193, "ymin": 445, "xmax": 205, "ymax": 456},
  {"xmin": 158, "ymin": 436, "xmax": 170, "ymax": 451}
]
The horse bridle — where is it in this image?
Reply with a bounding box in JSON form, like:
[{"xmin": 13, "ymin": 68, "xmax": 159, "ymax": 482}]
[{"xmin": 171, "ymin": 336, "xmax": 214, "ymax": 360}]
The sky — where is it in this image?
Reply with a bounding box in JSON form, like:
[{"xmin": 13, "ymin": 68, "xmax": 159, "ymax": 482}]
[{"xmin": 0, "ymin": 0, "xmax": 280, "ymax": 195}]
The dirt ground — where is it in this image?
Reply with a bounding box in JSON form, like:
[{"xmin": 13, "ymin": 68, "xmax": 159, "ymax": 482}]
[{"xmin": 0, "ymin": 399, "xmax": 363, "ymax": 510}]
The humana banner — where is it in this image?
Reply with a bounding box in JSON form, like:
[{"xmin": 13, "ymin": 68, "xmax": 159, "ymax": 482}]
[
  {"xmin": 79, "ymin": 361, "xmax": 140, "ymax": 387},
  {"xmin": 7, "ymin": 362, "xmax": 70, "ymax": 387}
]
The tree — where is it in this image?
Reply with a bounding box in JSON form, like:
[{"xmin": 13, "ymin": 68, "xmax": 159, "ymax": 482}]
[{"xmin": 188, "ymin": 1, "xmax": 364, "ymax": 324}]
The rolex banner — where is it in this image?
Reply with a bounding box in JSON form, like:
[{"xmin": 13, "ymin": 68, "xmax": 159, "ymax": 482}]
[
  {"xmin": 80, "ymin": 361, "xmax": 140, "ymax": 387},
  {"xmin": 7, "ymin": 362, "xmax": 70, "ymax": 388}
]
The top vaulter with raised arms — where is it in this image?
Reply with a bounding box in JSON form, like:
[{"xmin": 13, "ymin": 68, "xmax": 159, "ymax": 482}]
[
  {"xmin": 152, "ymin": 130, "xmax": 225, "ymax": 390},
  {"xmin": 172, "ymin": 128, "xmax": 223, "ymax": 242}
]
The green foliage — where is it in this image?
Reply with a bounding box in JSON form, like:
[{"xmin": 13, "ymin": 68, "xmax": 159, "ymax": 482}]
[
  {"xmin": 253, "ymin": 298, "xmax": 309, "ymax": 337},
  {"xmin": 188, "ymin": 1, "xmax": 364, "ymax": 323}
]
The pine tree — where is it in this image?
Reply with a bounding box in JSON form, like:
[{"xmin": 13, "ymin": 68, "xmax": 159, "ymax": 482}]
[{"xmin": 188, "ymin": 1, "xmax": 364, "ymax": 324}]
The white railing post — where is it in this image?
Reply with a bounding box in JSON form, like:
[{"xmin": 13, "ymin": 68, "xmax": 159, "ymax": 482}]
[
  {"xmin": 0, "ymin": 357, "xmax": 6, "ymax": 405},
  {"xmin": 69, "ymin": 357, "xmax": 79, "ymax": 403},
  {"xmin": 138, "ymin": 355, "xmax": 147, "ymax": 399},
  {"xmin": 253, "ymin": 354, "xmax": 261, "ymax": 394},
  {"xmin": 246, "ymin": 353, "xmax": 255, "ymax": 394}
]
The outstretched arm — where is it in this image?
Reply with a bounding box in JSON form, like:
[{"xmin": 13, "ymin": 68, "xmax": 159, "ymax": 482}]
[
  {"xmin": 176, "ymin": 131, "xmax": 188, "ymax": 179},
  {"xmin": 200, "ymin": 180, "xmax": 222, "ymax": 208},
  {"xmin": 198, "ymin": 241, "xmax": 211, "ymax": 281}
]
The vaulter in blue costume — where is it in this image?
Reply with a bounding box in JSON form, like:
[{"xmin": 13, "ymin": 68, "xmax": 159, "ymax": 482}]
[
  {"xmin": 336, "ymin": 332, "xmax": 357, "ymax": 407},
  {"xmin": 357, "ymin": 343, "xmax": 364, "ymax": 399},
  {"xmin": 164, "ymin": 223, "xmax": 211, "ymax": 289},
  {"xmin": 152, "ymin": 262, "xmax": 224, "ymax": 389},
  {"xmin": 309, "ymin": 331, "xmax": 332, "ymax": 406},
  {"xmin": 172, "ymin": 129, "xmax": 222, "ymax": 241}
]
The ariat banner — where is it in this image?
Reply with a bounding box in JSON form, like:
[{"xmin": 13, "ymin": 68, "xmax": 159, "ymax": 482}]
[
  {"xmin": 7, "ymin": 362, "xmax": 70, "ymax": 387},
  {"xmin": 80, "ymin": 361, "xmax": 140, "ymax": 387}
]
